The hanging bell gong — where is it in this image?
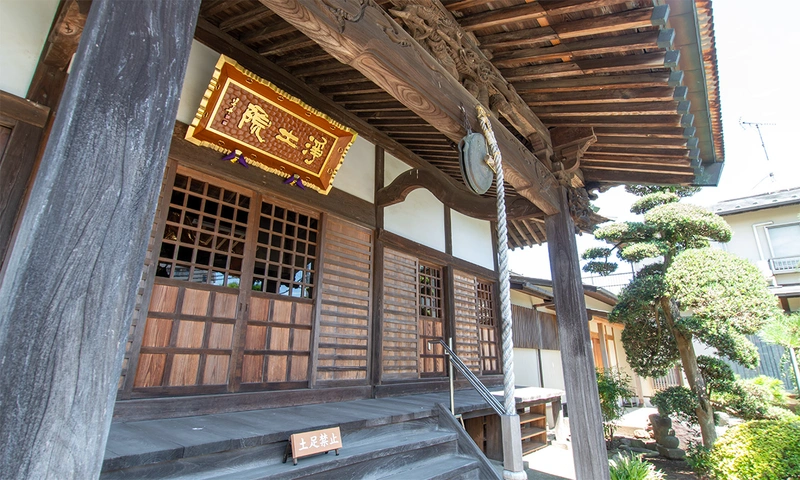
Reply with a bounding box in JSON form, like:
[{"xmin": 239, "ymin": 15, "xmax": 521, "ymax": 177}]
[{"xmin": 459, "ymin": 132, "xmax": 493, "ymax": 195}]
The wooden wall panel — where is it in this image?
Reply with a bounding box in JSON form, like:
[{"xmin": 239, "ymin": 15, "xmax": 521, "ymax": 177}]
[
  {"xmin": 511, "ymin": 304, "xmax": 539, "ymax": 350},
  {"xmin": 453, "ymin": 271, "xmax": 481, "ymax": 372},
  {"xmin": 511, "ymin": 305, "xmax": 559, "ymax": 351},
  {"xmin": 539, "ymin": 311, "xmax": 560, "ymax": 350},
  {"xmin": 132, "ymin": 284, "xmax": 239, "ymax": 391},
  {"xmin": 381, "ymin": 249, "xmax": 419, "ymax": 380},
  {"xmin": 241, "ymin": 297, "xmax": 313, "ymax": 386},
  {"xmin": 316, "ymin": 217, "xmax": 373, "ymax": 382}
]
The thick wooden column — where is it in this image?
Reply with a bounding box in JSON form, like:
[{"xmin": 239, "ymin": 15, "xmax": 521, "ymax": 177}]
[
  {"xmin": 545, "ymin": 187, "xmax": 609, "ymax": 480},
  {"xmin": 0, "ymin": 1, "xmax": 200, "ymax": 477}
]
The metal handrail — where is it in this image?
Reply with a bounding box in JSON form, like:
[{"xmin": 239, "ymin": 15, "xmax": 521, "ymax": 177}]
[{"xmin": 428, "ymin": 338, "xmax": 505, "ymax": 416}]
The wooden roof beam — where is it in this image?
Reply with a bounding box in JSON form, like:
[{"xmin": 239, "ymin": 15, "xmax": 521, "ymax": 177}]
[
  {"xmin": 259, "ymin": 37, "xmax": 317, "ymax": 56},
  {"xmin": 582, "ymin": 168, "xmax": 695, "ymax": 184},
  {"xmin": 492, "ymin": 30, "xmax": 674, "ymax": 68},
  {"xmin": 587, "ymin": 146, "xmax": 693, "ymax": 158},
  {"xmin": 582, "ymin": 163, "xmax": 694, "ymax": 175},
  {"xmin": 523, "ymin": 86, "xmax": 684, "ymax": 106},
  {"xmin": 516, "ymin": 71, "xmax": 683, "ymax": 94},
  {"xmin": 541, "ymin": 114, "xmax": 693, "ymax": 128},
  {"xmin": 593, "ymin": 125, "xmax": 695, "ymax": 138},
  {"xmin": 259, "ymin": 0, "xmax": 560, "ymax": 214},
  {"xmin": 594, "ymin": 136, "xmax": 697, "ymax": 148},
  {"xmin": 503, "ymin": 51, "xmax": 679, "ymax": 81},
  {"xmin": 477, "ymin": 27, "xmax": 559, "ymax": 50},
  {"xmin": 219, "ymin": 8, "xmax": 275, "ymax": 33},
  {"xmin": 534, "ymin": 100, "xmax": 691, "ymax": 116},
  {"xmin": 553, "ymin": 5, "xmax": 669, "ymax": 39}
]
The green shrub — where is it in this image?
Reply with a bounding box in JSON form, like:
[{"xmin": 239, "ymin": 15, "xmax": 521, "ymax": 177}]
[
  {"xmin": 608, "ymin": 452, "xmax": 665, "ymax": 480},
  {"xmin": 652, "ymin": 386, "xmax": 698, "ymax": 423},
  {"xmin": 686, "ymin": 442, "xmax": 712, "ymax": 478},
  {"xmin": 764, "ymin": 405, "xmax": 798, "ymax": 421},
  {"xmin": 697, "ymin": 355, "xmax": 736, "ymax": 396},
  {"xmin": 703, "ymin": 418, "xmax": 800, "ymax": 479},
  {"xmin": 747, "ymin": 375, "xmax": 789, "ymax": 406},
  {"xmin": 714, "ymin": 378, "xmax": 790, "ymax": 420},
  {"xmin": 597, "ymin": 368, "xmax": 636, "ymax": 441}
]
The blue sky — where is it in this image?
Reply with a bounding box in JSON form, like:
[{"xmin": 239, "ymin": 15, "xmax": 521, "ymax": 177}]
[{"xmin": 510, "ymin": 0, "xmax": 800, "ymax": 279}]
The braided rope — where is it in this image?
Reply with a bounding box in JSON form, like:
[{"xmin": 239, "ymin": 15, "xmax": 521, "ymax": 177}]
[{"xmin": 475, "ymin": 105, "xmax": 516, "ymax": 415}]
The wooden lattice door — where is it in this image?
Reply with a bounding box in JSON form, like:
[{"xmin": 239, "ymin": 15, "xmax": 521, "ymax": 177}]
[
  {"xmin": 130, "ymin": 168, "xmax": 317, "ymax": 396},
  {"xmin": 418, "ymin": 263, "xmax": 446, "ymax": 376}
]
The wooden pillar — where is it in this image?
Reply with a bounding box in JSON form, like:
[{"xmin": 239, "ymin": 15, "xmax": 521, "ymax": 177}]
[
  {"xmin": 597, "ymin": 323, "xmax": 610, "ymax": 370},
  {"xmin": 370, "ymin": 146, "xmax": 386, "ymax": 388},
  {"xmin": 545, "ymin": 187, "xmax": 610, "ymax": 480},
  {"xmin": 0, "ymin": 1, "xmax": 200, "ymax": 477}
]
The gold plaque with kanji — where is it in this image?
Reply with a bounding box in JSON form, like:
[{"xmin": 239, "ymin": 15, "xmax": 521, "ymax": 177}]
[{"xmin": 186, "ymin": 55, "xmax": 357, "ymax": 194}]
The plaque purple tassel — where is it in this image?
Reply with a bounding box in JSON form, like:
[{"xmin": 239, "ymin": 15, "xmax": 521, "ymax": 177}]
[
  {"xmin": 221, "ymin": 149, "xmax": 248, "ymax": 168},
  {"xmin": 284, "ymin": 174, "xmax": 306, "ymax": 190}
]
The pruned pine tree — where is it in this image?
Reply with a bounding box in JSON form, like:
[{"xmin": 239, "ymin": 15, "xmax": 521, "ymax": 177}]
[{"xmin": 583, "ymin": 186, "xmax": 780, "ymax": 447}]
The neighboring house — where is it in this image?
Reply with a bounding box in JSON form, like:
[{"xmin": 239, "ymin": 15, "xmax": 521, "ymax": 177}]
[
  {"xmin": 705, "ymin": 187, "xmax": 800, "ymax": 388},
  {"xmin": 509, "ymin": 276, "xmax": 653, "ymax": 408}
]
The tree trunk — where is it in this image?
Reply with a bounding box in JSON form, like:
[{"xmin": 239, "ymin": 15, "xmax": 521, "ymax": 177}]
[{"xmin": 661, "ymin": 298, "xmax": 716, "ymax": 447}]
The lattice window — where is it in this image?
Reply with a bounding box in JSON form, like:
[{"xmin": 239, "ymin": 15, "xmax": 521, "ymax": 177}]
[
  {"xmin": 476, "ymin": 280, "xmax": 499, "ymax": 374},
  {"xmin": 252, "ymin": 200, "xmax": 319, "ymax": 298},
  {"xmin": 419, "ymin": 264, "xmax": 443, "ymax": 319},
  {"xmin": 156, "ymin": 173, "xmax": 250, "ymax": 287}
]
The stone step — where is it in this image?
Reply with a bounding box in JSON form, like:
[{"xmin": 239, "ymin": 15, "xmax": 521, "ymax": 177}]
[
  {"xmin": 218, "ymin": 428, "xmax": 459, "ymax": 479},
  {"xmin": 374, "ymin": 454, "xmax": 481, "ymax": 480},
  {"xmin": 101, "ymin": 418, "xmax": 457, "ymax": 480}
]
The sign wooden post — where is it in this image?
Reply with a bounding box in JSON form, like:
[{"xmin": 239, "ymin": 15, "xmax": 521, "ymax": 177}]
[{"xmin": 283, "ymin": 426, "xmax": 342, "ymax": 465}]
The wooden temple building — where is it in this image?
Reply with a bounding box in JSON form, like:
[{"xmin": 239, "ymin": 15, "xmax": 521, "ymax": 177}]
[{"xmin": 0, "ymin": 0, "xmax": 722, "ymax": 478}]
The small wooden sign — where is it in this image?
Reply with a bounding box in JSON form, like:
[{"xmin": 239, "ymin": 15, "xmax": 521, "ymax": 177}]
[
  {"xmin": 186, "ymin": 55, "xmax": 357, "ymax": 194},
  {"xmin": 284, "ymin": 426, "xmax": 342, "ymax": 465}
]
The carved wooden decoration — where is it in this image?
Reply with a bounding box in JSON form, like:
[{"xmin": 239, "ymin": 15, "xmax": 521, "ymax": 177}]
[
  {"xmin": 551, "ymin": 127, "xmax": 597, "ymax": 188},
  {"xmin": 258, "ymin": 0, "xmax": 561, "ymax": 215},
  {"xmin": 388, "ymin": 0, "xmax": 552, "ymax": 156},
  {"xmin": 567, "ymin": 186, "xmax": 607, "ymax": 233}
]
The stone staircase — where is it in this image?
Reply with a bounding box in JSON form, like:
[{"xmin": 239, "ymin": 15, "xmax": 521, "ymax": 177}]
[{"xmin": 101, "ymin": 401, "xmax": 500, "ymax": 480}]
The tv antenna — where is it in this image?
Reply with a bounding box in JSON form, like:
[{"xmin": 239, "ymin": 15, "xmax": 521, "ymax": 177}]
[{"xmin": 739, "ymin": 118, "xmax": 776, "ymax": 188}]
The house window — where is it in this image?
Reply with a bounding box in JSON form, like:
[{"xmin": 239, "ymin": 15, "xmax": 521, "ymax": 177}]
[
  {"xmin": 767, "ymin": 223, "xmax": 800, "ymax": 272},
  {"xmin": 251, "ymin": 201, "xmax": 319, "ymax": 298},
  {"xmin": 156, "ymin": 173, "xmax": 250, "ymax": 287}
]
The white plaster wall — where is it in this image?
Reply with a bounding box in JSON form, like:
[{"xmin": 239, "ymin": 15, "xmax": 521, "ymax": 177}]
[
  {"xmin": 540, "ymin": 349, "xmax": 565, "ymax": 391},
  {"xmin": 384, "ymin": 152, "xmax": 411, "ymax": 185},
  {"xmin": 450, "ymin": 210, "xmax": 494, "ymax": 270},
  {"xmin": 789, "ymin": 297, "xmax": 800, "ymax": 312},
  {"xmin": 585, "ymin": 296, "xmax": 614, "ymax": 312},
  {"xmin": 334, "ymin": 136, "xmax": 375, "ymax": 203},
  {"xmin": 384, "ymin": 189, "xmax": 446, "ymax": 252},
  {"xmin": 510, "ymin": 290, "xmax": 535, "ymax": 308},
  {"xmin": 514, "ymin": 348, "xmax": 542, "ymax": 387},
  {"xmin": 176, "ymin": 40, "xmax": 220, "ymax": 125},
  {"xmin": 0, "ymin": 0, "xmax": 60, "ymax": 97}
]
